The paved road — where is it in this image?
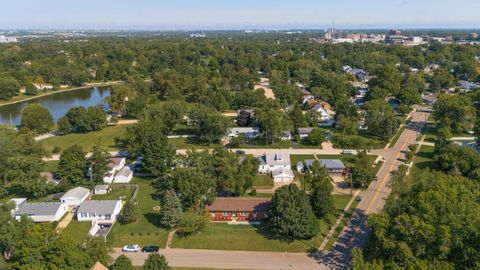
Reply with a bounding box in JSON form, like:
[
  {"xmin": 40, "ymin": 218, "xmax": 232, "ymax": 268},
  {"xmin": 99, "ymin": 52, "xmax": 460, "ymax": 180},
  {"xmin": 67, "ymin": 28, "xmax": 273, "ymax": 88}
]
[
  {"xmin": 321, "ymin": 108, "xmax": 431, "ymax": 269},
  {"xmin": 112, "ymin": 248, "xmax": 325, "ymax": 270}
]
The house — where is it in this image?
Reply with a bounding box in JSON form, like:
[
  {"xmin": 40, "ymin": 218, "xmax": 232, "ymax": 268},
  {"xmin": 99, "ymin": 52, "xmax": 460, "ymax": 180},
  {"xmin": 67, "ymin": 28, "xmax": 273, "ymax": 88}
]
[
  {"xmin": 206, "ymin": 197, "xmax": 270, "ymax": 223},
  {"xmin": 227, "ymin": 127, "xmax": 260, "ymax": 139},
  {"xmin": 458, "ymin": 80, "xmax": 480, "ymax": 92},
  {"xmin": 312, "ymin": 104, "xmax": 335, "ymax": 125},
  {"xmin": 114, "ymin": 167, "xmax": 133, "ymax": 183},
  {"xmin": 103, "ymin": 157, "xmax": 126, "ymax": 183},
  {"xmin": 299, "ymin": 159, "xmax": 348, "ymax": 177},
  {"xmin": 421, "ymin": 93, "xmax": 437, "ymax": 105},
  {"xmin": 280, "ymin": 130, "xmax": 292, "ymax": 141},
  {"xmin": 60, "ymin": 187, "xmax": 91, "ymax": 207},
  {"xmin": 9, "ymin": 198, "xmax": 27, "ymax": 213},
  {"xmin": 272, "ymin": 168, "xmax": 295, "ymax": 183},
  {"xmin": 77, "ymin": 200, "xmax": 122, "ymax": 222},
  {"xmin": 14, "ymin": 202, "xmax": 68, "ymax": 222},
  {"xmin": 298, "ymin": 128, "xmax": 314, "ymax": 139},
  {"xmin": 94, "ymin": 185, "xmax": 110, "ymax": 195},
  {"xmin": 258, "ymin": 153, "xmax": 291, "ymax": 174}
]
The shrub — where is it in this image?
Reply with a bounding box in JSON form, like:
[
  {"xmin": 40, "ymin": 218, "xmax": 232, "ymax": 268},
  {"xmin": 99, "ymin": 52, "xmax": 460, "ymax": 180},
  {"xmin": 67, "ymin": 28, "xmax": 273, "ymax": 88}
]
[
  {"xmin": 52, "ymin": 145, "xmax": 61, "ymax": 154},
  {"xmin": 178, "ymin": 211, "xmax": 208, "ymax": 236}
]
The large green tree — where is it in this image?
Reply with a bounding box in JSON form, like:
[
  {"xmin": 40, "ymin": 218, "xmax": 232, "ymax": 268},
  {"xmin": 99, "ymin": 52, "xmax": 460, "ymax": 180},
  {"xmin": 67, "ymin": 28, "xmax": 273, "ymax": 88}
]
[
  {"xmin": 143, "ymin": 253, "xmax": 170, "ymax": 270},
  {"xmin": 309, "ymin": 161, "xmax": 334, "ymax": 218},
  {"xmin": 267, "ymin": 184, "xmax": 319, "ymax": 240},
  {"xmin": 58, "ymin": 145, "xmax": 87, "ymax": 186},
  {"xmin": 20, "ymin": 104, "xmax": 54, "ymax": 134},
  {"xmin": 159, "ymin": 190, "xmax": 183, "ymax": 228},
  {"xmin": 364, "ymin": 99, "xmax": 399, "ymax": 141}
]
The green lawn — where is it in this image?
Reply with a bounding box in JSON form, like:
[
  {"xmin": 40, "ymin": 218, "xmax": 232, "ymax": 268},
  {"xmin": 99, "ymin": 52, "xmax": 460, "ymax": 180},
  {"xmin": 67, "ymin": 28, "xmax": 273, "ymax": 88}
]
[
  {"xmin": 107, "ymin": 177, "xmax": 170, "ymax": 247},
  {"xmin": 42, "ymin": 125, "xmax": 130, "ymax": 153},
  {"xmin": 169, "ymin": 137, "xmax": 220, "ymax": 149},
  {"xmin": 389, "ymin": 126, "xmax": 406, "ymax": 147},
  {"xmin": 290, "ymin": 155, "xmax": 316, "ymax": 166},
  {"xmin": 91, "ymin": 188, "xmax": 133, "ymax": 200},
  {"xmin": 414, "ymin": 145, "xmax": 438, "ymax": 170},
  {"xmin": 171, "ymin": 195, "xmax": 352, "ymax": 253},
  {"xmin": 253, "ymin": 175, "xmax": 273, "ymax": 188},
  {"xmin": 62, "ymin": 219, "xmax": 92, "ymax": 245},
  {"xmin": 44, "ymin": 160, "xmax": 59, "ymax": 172}
]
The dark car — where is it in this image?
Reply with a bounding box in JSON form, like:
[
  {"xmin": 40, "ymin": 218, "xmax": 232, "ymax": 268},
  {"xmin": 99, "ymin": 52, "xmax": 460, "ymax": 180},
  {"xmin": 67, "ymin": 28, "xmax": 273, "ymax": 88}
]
[{"xmin": 141, "ymin": 246, "xmax": 160, "ymax": 253}]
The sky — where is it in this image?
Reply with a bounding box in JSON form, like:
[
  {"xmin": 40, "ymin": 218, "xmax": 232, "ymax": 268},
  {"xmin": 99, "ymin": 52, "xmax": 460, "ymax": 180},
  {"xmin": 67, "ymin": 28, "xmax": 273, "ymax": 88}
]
[{"xmin": 1, "ymin": 0, "xmax": 480, "ymax": 30}]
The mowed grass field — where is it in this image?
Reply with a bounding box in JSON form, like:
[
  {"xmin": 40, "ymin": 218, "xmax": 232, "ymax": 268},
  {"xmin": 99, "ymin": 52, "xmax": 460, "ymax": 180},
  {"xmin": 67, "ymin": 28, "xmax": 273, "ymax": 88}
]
[
  {"xmin": 107, "ymin": 177, "xmax": 170, "ymax": 247},
  {"xmin": 171, "ymin": 194, "xmax": 352, "ymax": 252},
  {"xmin": 42, "ymin": 124, "xmax": 130, "ymax": 153},
  {"xmin": 62, "ymin": 219, "xmax": 92, "ymax": 245}
]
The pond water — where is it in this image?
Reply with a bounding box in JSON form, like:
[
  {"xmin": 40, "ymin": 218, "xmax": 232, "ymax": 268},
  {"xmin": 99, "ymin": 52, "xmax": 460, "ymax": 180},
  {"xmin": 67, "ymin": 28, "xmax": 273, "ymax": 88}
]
[{"xmin": 0, "ymin": 87, "xmax": 110, "ymax": 125}]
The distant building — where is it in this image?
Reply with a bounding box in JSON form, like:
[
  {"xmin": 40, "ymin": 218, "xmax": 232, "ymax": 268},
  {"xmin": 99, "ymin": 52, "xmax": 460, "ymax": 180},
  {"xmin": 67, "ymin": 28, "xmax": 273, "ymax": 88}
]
[
  {"xmin": 258, "ymin": 153, "xmax": 291, "ymax": 174},
  {"xmin": 60, "ymin": 187, "xmax": 91, "ymax": 207},
  {"xmin": 227, "ymin": 127, "xmax": 260, "ymax": 140},
  {"xmin": 297, "ymin": 159, "xmax": 348, "ymax": 177},
  {"xmin": 0, "ymin": 35, "xmax": 17, "ymax": 43},
  {"xmin": 77, "ymin": 200, "xmax": 122, "ymax": 222}
]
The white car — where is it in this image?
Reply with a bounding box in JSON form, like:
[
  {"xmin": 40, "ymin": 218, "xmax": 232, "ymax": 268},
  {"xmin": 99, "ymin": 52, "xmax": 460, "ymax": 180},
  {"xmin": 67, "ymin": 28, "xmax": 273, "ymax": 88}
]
[{"xmin": 122, "ymin": 244, "xmax": 140, "ymax": 252}]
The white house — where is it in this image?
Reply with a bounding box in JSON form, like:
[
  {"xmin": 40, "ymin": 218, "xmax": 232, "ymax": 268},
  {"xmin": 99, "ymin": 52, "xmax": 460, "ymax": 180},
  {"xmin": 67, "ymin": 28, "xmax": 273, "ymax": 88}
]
[
  {"xmin": 94, "ymin": 185, "xmax": 109, "ymax": 195},
  {"xmin": 103, "ymin": 157, "xmax": 126, "ymax": 183},
  {"xmin": 298, "ymin": 128, "xmax": 314, "ymax": 139},
  {"xmin": 114, "ymin": 167, "xmax": 133, "ymax": 183},
  {"xmin": 228, "ymin": 127, "xmax": 260, "ymax": 139},
  {"xmin": 280, "ymin": 130, "xmax": 292, "ymax": 141},
  {"xmin": 9, "ymin": 198, "xmax": 27, "ymax": 213},
  {"xmin": 272, "ymin": 168, "xmax": 295, "ymax": 183},
  {"xmin": 312, "ymin": 104, "xmax": 334, "ymax": 123},
  {"xmin": 60, "ymin": 187, "xmax": 91, "ymax": 207},
  {"xmin": 14, "ymin": 202, "xmax": 67, "ymax": 222},
  {"xmin": 258, "ymin": 153, "xmax": 291, "ymax": 174},
  {"xmin": 77, "ymin": 200, "xmax": 122, "ymax": 222}
]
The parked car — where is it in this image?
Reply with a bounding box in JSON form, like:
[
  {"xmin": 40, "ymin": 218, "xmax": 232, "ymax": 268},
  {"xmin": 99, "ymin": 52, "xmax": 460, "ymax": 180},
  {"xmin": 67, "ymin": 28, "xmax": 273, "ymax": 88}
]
[
  {"xmin": 341, "ymin": 150, "xmax": 355, "ymax": 155},
  {"xmin": 122, "ymin": 244, "xmax": 140, "ymax": 252},
  {"xmin": 141, "ymin": 245, "xmax": 160, "ymax": 253},
  {"xmin": 235, "ymin": 150, "xmax": 246, "ymax": 155}
]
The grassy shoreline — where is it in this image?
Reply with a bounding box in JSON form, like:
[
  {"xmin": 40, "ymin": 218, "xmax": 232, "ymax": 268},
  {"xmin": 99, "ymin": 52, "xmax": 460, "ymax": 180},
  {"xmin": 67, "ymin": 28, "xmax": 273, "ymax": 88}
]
[{"xmin": 0, "ymin": 81, "xmax": 124, "ymax": 107}]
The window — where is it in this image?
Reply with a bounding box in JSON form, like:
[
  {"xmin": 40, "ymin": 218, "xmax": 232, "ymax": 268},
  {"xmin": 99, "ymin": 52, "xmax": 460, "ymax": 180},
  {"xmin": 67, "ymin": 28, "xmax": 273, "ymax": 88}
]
[
  {"xmin": 223, "ymin": 211, "xmax": 228, "ymax": 216},
  {"xmin": 105, "ymin": 214, "xmax": 111, "ymax": 220},
  {"xmin": 90, "ymin": 213, "xmax": 96, "ymax": 218},
  {"xmin": 253, "ymin": 210, "xmax": 257, "ymax": 217},
  {"xmin": 80, "ymin": 213, "xmax": 87, "ymax": 218},
  {"xmin": 240, "ymin": 211, "xmax": 246, "ymax": 216}
]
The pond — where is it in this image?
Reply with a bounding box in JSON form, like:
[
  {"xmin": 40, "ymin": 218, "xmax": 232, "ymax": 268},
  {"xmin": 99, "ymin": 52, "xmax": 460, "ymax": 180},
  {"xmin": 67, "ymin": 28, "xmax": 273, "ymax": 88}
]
[{"xmin": 0, "ymin": 87, "xmax": 110, "ymax": 126}]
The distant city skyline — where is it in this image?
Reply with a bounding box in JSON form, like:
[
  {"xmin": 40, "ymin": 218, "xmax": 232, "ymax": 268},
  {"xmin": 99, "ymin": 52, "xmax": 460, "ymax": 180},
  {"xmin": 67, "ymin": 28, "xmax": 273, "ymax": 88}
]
[{"xmin": 1, "ymin": 0, "xmax": 480, "ymax": 30}]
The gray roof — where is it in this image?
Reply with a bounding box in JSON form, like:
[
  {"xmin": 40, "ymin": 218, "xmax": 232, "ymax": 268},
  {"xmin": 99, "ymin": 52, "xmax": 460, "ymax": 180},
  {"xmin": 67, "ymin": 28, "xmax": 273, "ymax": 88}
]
[
  {"xmin": 78, "ymin": 200, "xmax": 120, "ymax": 215},
  {"xmin": 115, "ymin": 167, "xmax": 132, "ymax": 178},
  {"xmin": 95, "ymin": 185, "xmax": 109, "ymax": 190},
  {"xmin": 298, "ymin": 128, "xmax": 314, "ymax": 135},
  {"xmin": 60, "ymin": 187, "xmax": 90, "ymax": 200},
  {"xmin": 305, "ymin": 159, "xmax": 346, "ymax": 170},
  {"xmin": 15, "ymin": 202, "xmax": 64, "ymax": 216},
  {"xmin": 259, "ymin": 153, "xmax": 291, "ymax": 166}
]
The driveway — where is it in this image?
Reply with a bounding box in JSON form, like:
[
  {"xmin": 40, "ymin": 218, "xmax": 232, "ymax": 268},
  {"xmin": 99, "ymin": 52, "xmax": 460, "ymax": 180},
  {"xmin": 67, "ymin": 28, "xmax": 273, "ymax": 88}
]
[{"xmin": 112, "ymin": 248, "xmax": 326, "ymax": 270}]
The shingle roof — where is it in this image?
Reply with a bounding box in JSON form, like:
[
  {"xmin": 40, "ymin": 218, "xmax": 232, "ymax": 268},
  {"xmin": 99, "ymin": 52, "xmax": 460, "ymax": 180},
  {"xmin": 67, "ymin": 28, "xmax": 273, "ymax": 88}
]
[
  {"xmin": 259, "ymin": 153, "xmax": 291, "ymax": 166},
  {"xmin": 15, "ymin": 202, "xmax": 64, "ymax": 216},
  {"xmin": 305, "ymin": 159, "xmax": 346, "ymax": 170},
  {"xmin": 206, "ymin": 198, "xmax": 270, "ymax": 212},
  {"xmin": 297, "ymin": 128, "xmax": 313, "ymax": 135},
  {"xmin": 115, "ymin": 166, "xmax": 132, "ymax": 178},
  {"xmin": 78, "ymin": 200, "xmax": 120, "ymax": 215},
  {"xmin": 89, "ymin": 262, "xmax": 109, "ymax": 270},
  {"xmin": 60, "ymin": 187, "xmax": 90, "ymax": 200},
  {"xmin": 108, "ymin": 157, "xmax": 124, "ymax": 169}
]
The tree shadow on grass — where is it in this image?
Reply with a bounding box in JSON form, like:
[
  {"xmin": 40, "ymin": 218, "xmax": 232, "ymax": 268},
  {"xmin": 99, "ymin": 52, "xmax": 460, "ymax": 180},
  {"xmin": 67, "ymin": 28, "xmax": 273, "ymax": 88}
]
[
  {"xmin": 144, "ymin": 212, "xmax": 162, "ymax": 228},
  {"xmin": 253, "ymin": 222, "xmax": 317, "ymax": 251}
]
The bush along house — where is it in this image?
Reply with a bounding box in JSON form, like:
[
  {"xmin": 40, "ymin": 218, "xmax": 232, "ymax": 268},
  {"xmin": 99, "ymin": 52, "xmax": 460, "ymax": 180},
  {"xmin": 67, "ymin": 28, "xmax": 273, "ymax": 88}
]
[{"xmin": 205, "ymin": 197, "xmax": 270, "ymax": 224}]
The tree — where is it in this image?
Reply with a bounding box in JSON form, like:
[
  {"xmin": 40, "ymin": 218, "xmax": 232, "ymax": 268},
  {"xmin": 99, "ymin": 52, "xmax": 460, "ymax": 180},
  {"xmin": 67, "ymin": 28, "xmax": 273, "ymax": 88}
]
[
  {"xmin": 267, "ymin": 184, "xmax": 319, "ymax": 240},
  {"xmin": 178, "ymin": 210, "xmax": 208, "ymax": 235},
  {"xmin": 108, "ymin": 84, "xmax": 137, "ymax": 115},
  {"xmin": 24, "ymin": 83, "xmax": 37, "ymax": 96},
  {"xmin": 169, "ymin": 168, "xmax": 216, "ymax": 210},
  {"xmin": 143, "ymin": 253, "xmax": 169, "ymax": 270},
  {"xmin": 433, "ymin": 94, "xmax": 474, "ymax": 134},
  {"xmin": 236, "ymin": 110, "xmax": 253, "ymax": 127},
  {"xmin": 351, "ymin": 150, "xmax": 376, "ymax": 188},
  {"xmin": 307, "ymin": 128, "xmax": 325, "ymax": 146},
  {"xmin": 85, "ymin": 106, "xmax": 108, "ymax": 131},
  {"xmin": 335, "ymin": 115, "xmax": 358, "ymax": 135},
  {"xmin": 0, "ymin": 76, "xmax": 20, "ymax": 100},
  {"xmin": 88, "ymin": 146, "xmax": 110, "ymax": 183},
  {"xmin": 126, "ymin": 119, "xmax": 176, "ymax": 177},
  {"xmin": 140, "ymin": 101, "xmax": 185, "ymax": 134},
  {"xmin": 118, "ymin": 201, "xmax": 137, "ymax": 225},
  {"xmin": 364, "ymin": 99, "xmax": 399, "ymax": 141},
  {"xmin": 255, "ymin": 101, "xmax": 288, "ymax": 144},
  {"xmin": 188, "ymin": 105, "xmax": 230, "ymax": 144},
  {"xmin": 110, "ymin": 255, "xmax": 135, "ymax": 270},
  {"xmin": 309, "ymin": 161, "xmax": 334, "ymax": 218},
  {"xmin": 58, "ymin": 106, "xmax": 107, "ymax": 134},
  {"xmin": 83, "ymin": 236, "xmax": 111, "ymax": 266},
  {"xmin": 159, "ymin": 190, "xmax": 183, "ymax": 228},
  {"xmin": 20, "ymin": 104, "xmax": 54, "ymax": 134},
  {"xmin": 58, "ymin": 145, "xmax": 86, "ymax": 186}
]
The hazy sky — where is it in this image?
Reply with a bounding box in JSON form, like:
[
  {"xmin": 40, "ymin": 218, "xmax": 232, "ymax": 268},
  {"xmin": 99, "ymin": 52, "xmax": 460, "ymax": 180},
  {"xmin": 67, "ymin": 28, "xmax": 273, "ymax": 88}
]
[{"xmin": 2, "ymin": 0, "xmax": 480, "ymax": 29}]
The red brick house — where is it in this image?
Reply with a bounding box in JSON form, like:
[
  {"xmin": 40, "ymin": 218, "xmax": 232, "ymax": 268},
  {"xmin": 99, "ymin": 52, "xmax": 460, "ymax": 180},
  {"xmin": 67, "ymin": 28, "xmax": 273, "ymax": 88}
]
[{"xmin": 206, "ymin": 198, "xmax": 270, "ymax": 222}]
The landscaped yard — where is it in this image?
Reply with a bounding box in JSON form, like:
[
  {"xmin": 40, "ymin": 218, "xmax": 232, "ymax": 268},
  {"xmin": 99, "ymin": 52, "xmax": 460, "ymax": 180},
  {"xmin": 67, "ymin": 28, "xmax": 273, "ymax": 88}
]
[
  {"xmin": 414, "ymin": 145, "xmax": 438, "ymax": 170},
  {"xmin": 42, "ymin": 124, "xmax": 130, "ymax": 153},
  {"xmin": 107, "ymin": 177, "xmax": 170, "ymax": 247},
  {"xmin": 253, "ymin": 175, "xmax": 273, "ymax": 188},
  {"xmin": 62, "ymin": 219, "xmax": 92, "ymax": 245},
  {"xmin": 91, "ymin": 187, "xmax": 133, "ymax": 200},
  {"xmin": 171, "ymin": 195, "xmax": 352, "ymax": 253},
  {"xmin": 290, "ymin": 155, "xmax": 316, "ymax": 166}
]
